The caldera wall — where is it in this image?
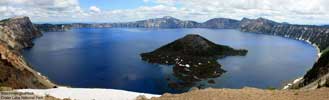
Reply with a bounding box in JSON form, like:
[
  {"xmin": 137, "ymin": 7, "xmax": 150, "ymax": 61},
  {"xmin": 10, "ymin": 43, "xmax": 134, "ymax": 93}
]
[
  {"xmin": 239, "ymin": 18, "xmax": 329, "ymax": 52},
  {"xmin": 0, "ymin": 17, "xmax": 55, "ymax": 89},
  {"xmin": 238, "ymin": 18, "xmax": 329, "ymax": 89}
]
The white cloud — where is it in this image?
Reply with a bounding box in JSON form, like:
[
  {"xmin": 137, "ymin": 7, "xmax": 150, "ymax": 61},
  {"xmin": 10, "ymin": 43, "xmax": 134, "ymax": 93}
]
[
  {"xmin": 143, "ymin": 0, "xmax": 176, "ymax": 5},
  {"xmin": 89, "ymin": 6, "xmax": 101, "ymax": 13},
  {"xmin": 1, "ymin": 0, "xmax": 329, "ymax": 24},
  {"xmin": 144, "ymin": 0, "xmax": 329, "ymax": 24},
  {"xmin": 0, "ymin": 0, "xmax": 87, "ymax": 22},
  {"xmin": 143, "ymin": 0, "xmax": 150, "ymax": 2},
  {"xmin": 101, "ymin": 5, "xmax": 183, "ymax": 22}
]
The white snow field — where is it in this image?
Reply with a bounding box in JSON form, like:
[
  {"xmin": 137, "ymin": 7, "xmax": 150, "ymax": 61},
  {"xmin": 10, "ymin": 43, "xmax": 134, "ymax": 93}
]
[{"xmin": 16, "ymin": 87, "xmax": 160, "ymax": 100}]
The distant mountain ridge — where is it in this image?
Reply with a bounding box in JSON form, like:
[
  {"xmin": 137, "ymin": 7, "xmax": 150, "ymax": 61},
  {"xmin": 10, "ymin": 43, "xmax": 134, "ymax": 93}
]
[
  {"xmin": 201, "ymin": 18, "xmax": 240, "ymax": 29},
  {"xmin": 36, "ymin": 16, "xmax": 241, "ymax": 30}
]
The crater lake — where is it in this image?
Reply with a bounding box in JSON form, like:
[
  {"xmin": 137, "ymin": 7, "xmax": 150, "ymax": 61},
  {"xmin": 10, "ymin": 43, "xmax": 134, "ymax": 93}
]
[{"xmin": 22, "ymin": 28, "xmax": 318, "ymax": 94}]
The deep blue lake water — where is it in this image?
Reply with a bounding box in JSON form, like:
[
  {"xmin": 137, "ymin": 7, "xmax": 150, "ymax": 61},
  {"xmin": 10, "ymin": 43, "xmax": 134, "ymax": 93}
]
[{"xmin": 22, "ymin": 28, "xmax": 318, "ymax": 94}]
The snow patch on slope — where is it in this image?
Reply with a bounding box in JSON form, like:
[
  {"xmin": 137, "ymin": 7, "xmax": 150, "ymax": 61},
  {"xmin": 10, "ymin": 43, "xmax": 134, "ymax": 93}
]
[
  {"xmin": 283, "ymin": 77, "xmax": 303, "ymax": 90},
  {"xmin": 16, "ymin": 87, "xmax": 160, "ymax": 100}
]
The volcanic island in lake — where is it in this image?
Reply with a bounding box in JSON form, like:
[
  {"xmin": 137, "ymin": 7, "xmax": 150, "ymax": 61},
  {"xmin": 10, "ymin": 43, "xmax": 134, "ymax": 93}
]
[{"xmin": 140, "ymin": 34, "xmax": 248, "ymax": 83}]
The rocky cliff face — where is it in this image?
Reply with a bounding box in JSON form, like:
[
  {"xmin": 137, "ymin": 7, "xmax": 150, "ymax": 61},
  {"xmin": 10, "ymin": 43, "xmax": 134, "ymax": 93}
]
[
  {"xmin": 0, "ymin": 16, "xmax": 55, "ymax": 89},
  {"xmin": 0, "ymin": 17, "xmax": 42, "ymax": 50},
  {"xmin": 239, "ymin": 18, "xmax": 329, "ymax": 51}
]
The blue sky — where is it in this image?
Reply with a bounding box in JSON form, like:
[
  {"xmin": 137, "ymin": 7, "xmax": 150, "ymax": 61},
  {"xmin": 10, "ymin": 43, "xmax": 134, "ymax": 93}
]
[
  {"xmin": 79, "ymin": 0, "xmax": 157, "ymax": 10},
  {"xmin": 1, "ymin": 0, "xmax": 329, "ymax": 25}
]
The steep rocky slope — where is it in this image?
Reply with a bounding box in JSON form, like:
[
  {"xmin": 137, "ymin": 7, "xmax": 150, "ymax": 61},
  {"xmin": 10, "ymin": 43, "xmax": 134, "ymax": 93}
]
[
  {"xmin": 239, "ymin": 17, "xmax": 329, "ymax": 89},
  {"xmin": 0, "ymin": 16, "xmax": 55, "ymax": 89},
  {"xmin": 288, "ymin": 48, "xmax": 329, "ymax": 89},
  {"xmin": 303, "ymin": 47, "xmax": 329, "ymax": 88}
]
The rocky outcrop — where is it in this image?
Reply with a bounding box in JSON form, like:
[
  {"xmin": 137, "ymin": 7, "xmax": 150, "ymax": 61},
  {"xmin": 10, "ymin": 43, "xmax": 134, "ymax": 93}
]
[
  {"xmin": 141, "ymin": 34, "xmax": 247, "ymax": 89},
  {"xmin": 35, "ymin": 24, "xmax": 72, "ymax": 32},
  {"xmin": 0, "ymin": 16, "xmax": 55, "ymax": 89},
  {"xmin": 0, "ymin": 42, "xmax": 55, "ymax": 89},
  {"xmin": 141, "ymin": 34, "xmax": 248, "ymax": 65},
  {"xmin": 0, "ymin": 16, "xmax": 42, "ymax": 50}
]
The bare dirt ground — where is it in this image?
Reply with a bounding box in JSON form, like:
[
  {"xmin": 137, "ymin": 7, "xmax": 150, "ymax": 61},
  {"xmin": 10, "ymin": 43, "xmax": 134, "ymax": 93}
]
[
  {"xmin": 139, "ymin": 87, "xmax": 329, "ymax": 100},
  {"xmin": 44, "ymin": 95, "xmax": 70, "ymax": 100}
]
